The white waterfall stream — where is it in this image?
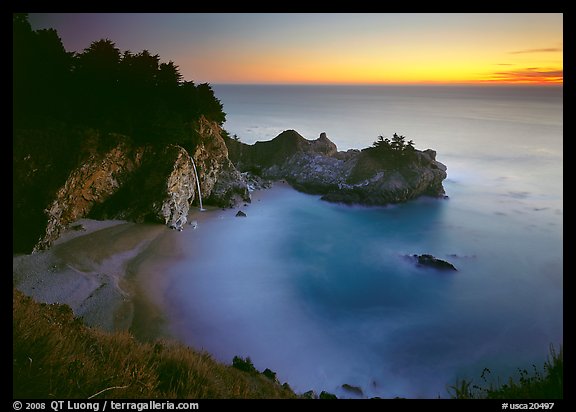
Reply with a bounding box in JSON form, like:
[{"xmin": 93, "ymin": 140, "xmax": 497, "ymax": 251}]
[{"xmin": 191, "ymin": 157, "xmax": 205, "ymax": 211}]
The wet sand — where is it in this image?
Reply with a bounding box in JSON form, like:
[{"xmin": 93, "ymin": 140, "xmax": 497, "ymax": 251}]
[
  {"xmin": 12, "ymin": 218, "xmax": 182, "ymax": 337},
  {"xmin": 12, "ymin": 184, "xmax": 279, "ymax": 340}
]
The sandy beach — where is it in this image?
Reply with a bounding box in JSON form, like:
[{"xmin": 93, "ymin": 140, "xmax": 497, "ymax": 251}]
[
  {"xmin": 12, "ymin": 184, "xmax": 278, "ymax": 340},
  {"xmin": 13, "ymin": 217, "xmax": 183, "ymax": 336}
]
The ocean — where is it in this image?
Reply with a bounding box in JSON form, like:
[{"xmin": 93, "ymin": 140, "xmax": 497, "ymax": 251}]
[{"xmin": 158, "ymin": 84, "xmax": 563, "ymax": 398}]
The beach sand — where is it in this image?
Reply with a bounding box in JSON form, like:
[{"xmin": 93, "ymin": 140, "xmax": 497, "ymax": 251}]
[
  {"xmin": 12, "ymin": 184, "xmax": 279, "ymax": 340},
  {"xmin": 12, "ymin": 218, "xmax": 182, "ymax": 336}
]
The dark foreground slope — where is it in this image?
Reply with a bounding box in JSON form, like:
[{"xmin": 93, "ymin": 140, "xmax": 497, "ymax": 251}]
[{"xmin": 13, "ymin": 289, "xmax": 297, "ymax": 399}]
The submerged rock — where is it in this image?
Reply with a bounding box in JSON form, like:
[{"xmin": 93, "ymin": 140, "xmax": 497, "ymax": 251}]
[
  {"xmin": 342, "ymin": 383, "xmax": 364, "ymax": 396},
  {"xmin": 412, "ymin": 254, "xmax": 458, "ymax": 271}
]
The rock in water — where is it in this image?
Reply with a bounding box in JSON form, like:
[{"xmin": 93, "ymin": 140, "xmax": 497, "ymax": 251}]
[
  {"xmin": 413, "ymin": 254, "xmax": 458, "ymax": 271},
  {"xmin": 235, "ymin": 210, "xmax": 247, "ymax": 217},
  {"xmin": 225, "ymin": 131, "xmax": 447, "ymax": 207},
  {"xmin": 342, "ymin": 384, "xmax": 364, "ymax": 396}
]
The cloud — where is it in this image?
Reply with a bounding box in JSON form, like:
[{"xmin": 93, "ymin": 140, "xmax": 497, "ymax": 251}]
[
  {"xmin": 509, "ymin": 47, "xmax": 562, "ymax": 55},
  {"xmin": 486, "ymin": 67, "xmax": 563, "ymax": 83}
]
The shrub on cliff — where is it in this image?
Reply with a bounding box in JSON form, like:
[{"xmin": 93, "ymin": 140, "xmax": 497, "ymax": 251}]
[
  {"xmin": 363, "ymin": 133, "xmax": 417, "ymax": 168},
  {"xmin": 232, "ymin": 356, "xmax": 258, "ymax": 374}
]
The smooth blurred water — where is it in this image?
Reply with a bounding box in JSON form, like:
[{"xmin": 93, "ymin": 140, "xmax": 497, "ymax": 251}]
[{"xmin": 160, "ymin": 85, "xmax": 562, "ymax": 398}]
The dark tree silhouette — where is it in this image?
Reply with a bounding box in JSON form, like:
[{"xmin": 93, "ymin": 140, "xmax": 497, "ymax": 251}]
[
  {"xmin": 73, "ymin": 39, "xmax": 122, "ymax": 126},
  {"xmin": 158, "ymin": 61, "xmax": 183, "ymax": 88},
  {"xmin": 196, "ymin": 83, "xmax": 226, "ymax": 125},
  {"xmin": 391, "ymin": 133, "xmax": 406, "ymax": 151},
  {"xmin": 13, "ymin": 14, "xmax": 227, "ymax": 147},
  {"xmin": 372, "ymin": 135, "xmax": 392, "ymax": 150},
  {"xmin": 76, "ymin": 39, "xmax": 121, "ymax": 75},
  {"xmin": 365, "ymin": 132, "xmax": 418, "ymax": 167},
  {"xmin": 13, "ymin": 14, "xmax": 73, "ymax": 125}
]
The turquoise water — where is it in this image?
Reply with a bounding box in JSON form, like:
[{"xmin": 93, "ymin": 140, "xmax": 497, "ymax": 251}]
[{"xmin": 161, "ymin": 85, "xmax": 562, "ymax": 398}]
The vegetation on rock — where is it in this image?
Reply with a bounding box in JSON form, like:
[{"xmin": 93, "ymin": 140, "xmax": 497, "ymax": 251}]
[{"xmin": 364, "ymin": 133, "xmax": 417, "ymax": 166}]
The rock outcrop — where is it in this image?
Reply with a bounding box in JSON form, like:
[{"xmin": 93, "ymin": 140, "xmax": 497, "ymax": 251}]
[
  {"xmin": 410, "ymin": 254, "xmax": 458, "ymax": 271},
  {"xmin": 342, "ymin": 384, "xmax": 364, "ymax": 396},
  {"xmin": 33, "ymin": 137, "xmax": 145, "ymax": 251},
  {"xmin": 88, "ymin": 144, "xmax": 197, "ymax": 232},
  {"xmin": 15, "ymin": 117, "xmax": 250, "ymax": 253},
  {"xmin": 226, "ymin": 130, "xmax": 447, "ymax": 206},
  {"xmin": 194, "ymin": 117, "xmax": 251, "ymax": 208},
  {"xmin": 228, "ymin": 130, "xmax": 337, "ymax": 172},
  {"xmin": 88, "ymin": 118, "xmax": 252, "ymax": 231}
]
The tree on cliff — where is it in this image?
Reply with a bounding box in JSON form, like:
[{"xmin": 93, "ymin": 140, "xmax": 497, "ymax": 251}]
[
  {"xmin": 13, "ymin": 13, "xmax": 74, "ymax": 126},
  {"xmin": 366, "ymin": 133, "xmax": 417, "ymax": 166},
  {"xmin": 372, "ymin": 135, "xmax": 392, "ymax": 151},
  {"xmin": 74, "ymin": 39, "xmax": 122, "ymax": 126},
  {"xmin": 391, "ymin": 133, "xmax": 406, "ymax": 151}
]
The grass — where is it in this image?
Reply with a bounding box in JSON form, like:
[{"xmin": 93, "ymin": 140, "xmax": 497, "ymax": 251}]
[
  {"xmin": 12, "ymin": 289, "xmax": 297, "ymax": 399},
  {"xmin": 448, "ymin": 345, "xmax": 563, "ymax": 399}
]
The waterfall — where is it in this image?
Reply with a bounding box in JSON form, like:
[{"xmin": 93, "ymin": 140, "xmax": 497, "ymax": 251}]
[{"xmin": 191, "ymin": 157, "xmax": 205, "ymax": 211}]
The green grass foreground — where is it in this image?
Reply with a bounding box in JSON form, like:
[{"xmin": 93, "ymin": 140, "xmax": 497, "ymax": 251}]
[
  {"xmin": 12, "ymin": 289, "xmax": 297, "ymax": 399},
  {"xmin": 449, "ymin": 345, "xmax": 563, "ymax": 399}
]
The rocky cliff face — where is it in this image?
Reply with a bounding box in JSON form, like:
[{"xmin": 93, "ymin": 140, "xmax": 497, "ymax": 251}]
[
  {"xmin": 88, "ymin": 144, "xmax": 198, "ymax": 232},
  {"xmin": 227, "ymin": 130, "xmax": 337, "ymax": 172},
  {"xmin": 193, "ymin": 116, "xmax": 251, "ymax": 208},
  {"xmin": 226, "ymin": 130, "xmax": 447, "ymax": 206},
  {"xmin": 14, "ymin": 117, "xmax": 250, "ymax": 253},
  {"xmin": 32, "ymin": 138, "xmax": 145, "ymax": 251}
]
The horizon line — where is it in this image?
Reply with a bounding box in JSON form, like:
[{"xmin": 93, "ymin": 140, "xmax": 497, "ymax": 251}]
[{"xmin": 209, "ymin": 81, "xmax": 564, "ymax": 87}]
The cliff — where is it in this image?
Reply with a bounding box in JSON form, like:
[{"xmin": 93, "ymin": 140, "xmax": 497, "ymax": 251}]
[
  {"xmin": 226, "ymin": 131, "xmax": 447, "ymax": 205},
  {"xmin": 13, "ymin": 117, "xmax": 250, "ymax": 254},
  {"xmin": 227, "ymin": 130, "xmax": 337, "ymax": 171}
]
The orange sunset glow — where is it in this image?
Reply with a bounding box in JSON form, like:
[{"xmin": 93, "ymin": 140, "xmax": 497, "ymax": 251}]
[{"xmin": 28, "ymin": 13, "xmax": 563, "ymax": 85}]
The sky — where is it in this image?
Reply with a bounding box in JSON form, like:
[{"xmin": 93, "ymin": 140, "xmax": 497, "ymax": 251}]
[{"xmin": 27, "ymin": 13, "xmax": 563, "ymax": 85}]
